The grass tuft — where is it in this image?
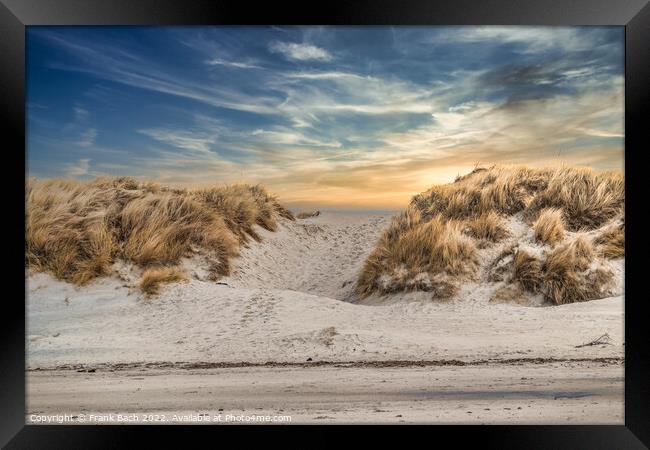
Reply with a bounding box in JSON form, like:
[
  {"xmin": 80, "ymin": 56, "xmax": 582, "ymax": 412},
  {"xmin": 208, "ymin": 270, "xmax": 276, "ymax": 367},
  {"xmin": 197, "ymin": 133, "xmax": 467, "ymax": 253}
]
[
  {"xmin": 356, "ymin": 211, "xmax": 477, "ymax": 299},
  {"xmin": 26, "ymin": 177, "xmax": 292, "ymax": 285},
  {"xmin": 358, "ymin": 165, "xmax": 623, "ymax": 303},
  {"xmin": 533, "ymin": 208, "xmax": 565, "ymax": 246},
  {"xmin": 139, "ymin": 266, "xmax": 186, "ymax": 296},
  {"xmin": 465, "ymin": 211, "xmax": 509, "ymax": 243},
  {"xmin": 541, "ymin": 236, "xmax": 613, "ymax": 305},
  {"xmin": 594, "ymin": 222, "xmax": 624, "ymax": 259},
  {"xmin": 489, "ymin": 236, "xmax": 614, "ymax": 305},
  {"xmin": 410, "ymin": 165, "xmax": 622, "ymax": 228},
  {"xmin": 526, "ymin": 167, "xmax": 624, "ymax": 230},
  {"xmin": 512, "ymin": 250, "xmax": 544, "ymax": 293}
]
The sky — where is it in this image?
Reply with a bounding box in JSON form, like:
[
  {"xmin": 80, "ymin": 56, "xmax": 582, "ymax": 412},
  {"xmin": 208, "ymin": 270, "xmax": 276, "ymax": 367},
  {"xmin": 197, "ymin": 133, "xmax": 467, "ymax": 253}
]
[{"xmin": 27, "ymin": 26, "xmax": 624, "ymax": 209}]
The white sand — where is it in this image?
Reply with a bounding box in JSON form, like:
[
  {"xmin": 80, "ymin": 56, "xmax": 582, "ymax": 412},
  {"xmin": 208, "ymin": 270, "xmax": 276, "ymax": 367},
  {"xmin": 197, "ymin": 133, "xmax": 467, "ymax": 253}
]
[{"xmin": 26, "ymin": 211, "xmax": 625, "ymax": 423}]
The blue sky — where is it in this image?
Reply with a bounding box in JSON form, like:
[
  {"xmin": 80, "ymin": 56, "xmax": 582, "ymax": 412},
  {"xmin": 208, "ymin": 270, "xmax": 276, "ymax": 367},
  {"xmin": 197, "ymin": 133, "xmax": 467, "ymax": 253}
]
[{"xmin": 27, "ymin": 26, "xmax": 624, "ymax": 208}]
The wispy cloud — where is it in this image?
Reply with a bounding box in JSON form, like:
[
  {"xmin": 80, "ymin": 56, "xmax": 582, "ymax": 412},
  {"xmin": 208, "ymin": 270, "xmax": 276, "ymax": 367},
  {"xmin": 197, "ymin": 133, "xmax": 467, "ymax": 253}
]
[
  {"xmin": 205, "ymin": 58, "xmax": 262, "ymax": 69},
  {"xmin": 576, "ymin": 127, "xmax": 624, "ymax": 138},
  {"xmin": 39, "ymin": 31, "xmax": 281, "ymax": 115},
  {"xmin": 251, "ymin": 128, "xmax": 342, "ymax": 148},
  {"xmin": 61, "ymin": 103, "xmax": 98, "ymax": 147},
  {"xmin": 137, "ymin": 128, "xmax": 216, "ymax": 155},
  {"xmin": 421, "ymin": 27, "xmax": 609, "ymax": 55},
  {"xmin": 27, "ymin": 26, "xmax": 624, "ymax": 208},
  {"xmin": 64, "ymin": 158, "xmax": 91, "ymax": 177},
  {"xmin": 269, "ymin": 41, "xmax": 333, "ymax": 61},
  {"xmin": 73, "ymin": 105, "xmax": 89, "ymax": 119},
  {"xmin": 75, "ymin": 128, "xmax": 97, "ymax": 147}
]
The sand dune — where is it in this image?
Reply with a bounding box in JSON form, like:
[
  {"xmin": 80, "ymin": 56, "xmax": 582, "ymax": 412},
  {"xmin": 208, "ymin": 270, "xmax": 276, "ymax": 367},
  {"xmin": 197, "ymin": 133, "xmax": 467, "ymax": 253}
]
[
  {"xmin": 26, "ymin": 211, "xmax": 624, "ymax": 423},
  {"xmin": 28, "ymin": 212, "xmax": 623, "ymax": 367}
]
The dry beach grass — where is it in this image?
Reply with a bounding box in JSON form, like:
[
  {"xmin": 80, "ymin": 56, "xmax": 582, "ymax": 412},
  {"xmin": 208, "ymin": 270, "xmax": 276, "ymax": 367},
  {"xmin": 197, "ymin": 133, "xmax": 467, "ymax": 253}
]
[
  {"xmin": 533, "ymin": 208, "xmax": 565, "ymax": 246},
  {"xmin": 138, "ymin": 266, "xmax": 187, "ymax": 296},
  {"xmin": 595, "ymin": 222, "xmax": 625, "ymax": 259},
  {"xmin": 25, "ymin": 165, "xmax": 623, "ymax": 306},
  {"xmin": 357, "ymin": 165, "xmax": 624, "ymax": 304},
  {"xmin": 25, "ymin": 177, "xmax": 294, "ymax": 288}
]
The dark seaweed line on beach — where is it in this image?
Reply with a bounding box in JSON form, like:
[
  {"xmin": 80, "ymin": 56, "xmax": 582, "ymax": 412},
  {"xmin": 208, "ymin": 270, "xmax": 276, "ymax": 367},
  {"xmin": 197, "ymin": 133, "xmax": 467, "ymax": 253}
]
[{"xmin": 29, "ymin": 356, "xmax": 624, "ymax": 372}]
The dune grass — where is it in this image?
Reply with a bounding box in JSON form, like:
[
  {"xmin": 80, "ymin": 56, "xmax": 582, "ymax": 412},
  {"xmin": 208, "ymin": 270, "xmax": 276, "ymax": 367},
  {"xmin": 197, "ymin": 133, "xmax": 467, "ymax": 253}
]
[
  {"xmin": 139, "ymin": 266, "xmax": 186, "ymax": 296},
  {"xmin": 465, "ymin": 211, "xmax": 509, "ymax": 243},
  {"xmin": 26, "ymin": 177, "xmax": 293, "ymax": 287},
  {"xmin": 193, "ymin": 184, "xmax": 293, "ymax": 243},
  {"xmin": 541, "ymin": 237, "xmax": 614, "ymax": 305},
  {"xmin": 512, "ymin": 250, "xmax": 544, "ymax": 293},
  {"xmin": 356, "ymin": 207, "xmax": 477, "ymax": 299},
  {"xmin": 410, "ymin": 165, "xmax": 623, "ymax": 227},
  {"xmin": 533, "ymin": 208, "xmax": 565, "ymax": 246},
  {"xmin": 526, "ymin": 167, "xmax": 624, "ymax": 230},
  {"xmin": 505, "ymin": 237, "xmax": 614, "ymax": 305},
  {"xmin": 357, "ymin": 165, "xmax": 623, "ymax": 303},
  {"xmin": 594, "ymin": 222, "xmax": 625, "ymax": 259}
]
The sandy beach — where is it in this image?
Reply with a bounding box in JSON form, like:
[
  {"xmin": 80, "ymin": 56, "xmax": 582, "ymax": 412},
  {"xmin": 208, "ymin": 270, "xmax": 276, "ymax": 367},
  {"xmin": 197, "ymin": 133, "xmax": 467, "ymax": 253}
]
[
  {"xmin": 22, "ymin": 24, "xmax": 629, "ymax": 429},
  {"xmin": 26, "ymin": 211, "xmax": 624, "ymax": 424},
  {"xmin": 27, "ymin": 361, "xmax": 623, "ymax": 424}
]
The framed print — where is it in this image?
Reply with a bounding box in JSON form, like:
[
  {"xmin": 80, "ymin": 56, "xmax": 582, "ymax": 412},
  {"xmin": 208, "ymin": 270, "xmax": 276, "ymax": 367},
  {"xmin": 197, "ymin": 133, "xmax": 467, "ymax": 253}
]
[{"xmin": 2, "ymin": 0, "xmax": 649, "ymax": 447}]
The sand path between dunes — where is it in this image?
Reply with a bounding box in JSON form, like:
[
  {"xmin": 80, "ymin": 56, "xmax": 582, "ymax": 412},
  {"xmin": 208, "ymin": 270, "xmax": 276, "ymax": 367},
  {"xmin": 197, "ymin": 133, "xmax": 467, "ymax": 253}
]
[
  {"xmin": 211, "ymin": 211, "xmax": 390, "ymax": 301},
  {"xmin": 26, "ymin": 211, "xmax": 625, "ymax": 423}
]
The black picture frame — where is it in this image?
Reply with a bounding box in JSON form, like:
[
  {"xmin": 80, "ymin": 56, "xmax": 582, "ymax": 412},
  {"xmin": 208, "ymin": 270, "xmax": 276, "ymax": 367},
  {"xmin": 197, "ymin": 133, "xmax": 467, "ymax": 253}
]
[{"xmin": 2, "ymin": 0, "xmax": 648, "ymax": 447}]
